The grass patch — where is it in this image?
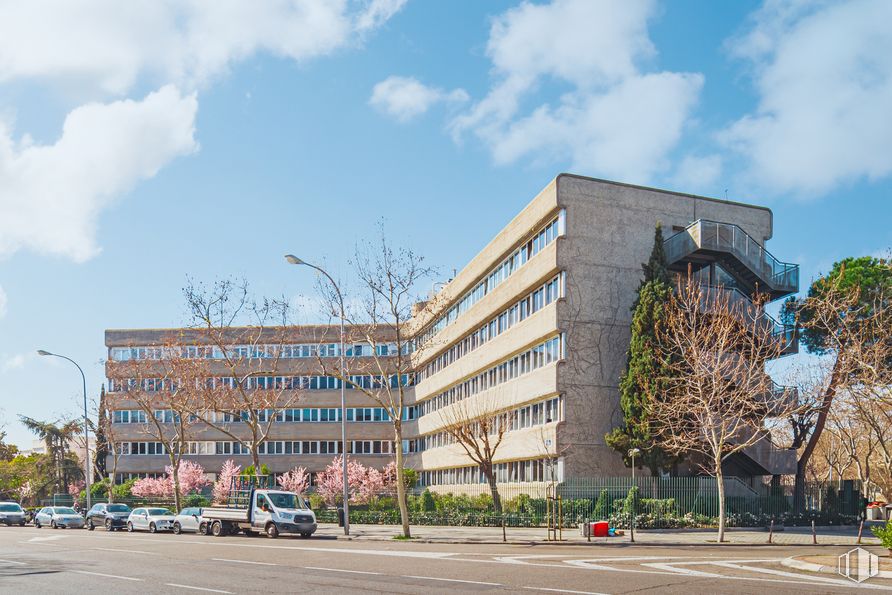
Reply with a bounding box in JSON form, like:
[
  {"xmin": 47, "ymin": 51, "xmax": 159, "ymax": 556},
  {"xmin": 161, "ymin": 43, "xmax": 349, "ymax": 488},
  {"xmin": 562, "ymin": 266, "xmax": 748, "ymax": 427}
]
[{"xmin": 392, "ymin": 534, "xmax": 419, "ymax": 540}]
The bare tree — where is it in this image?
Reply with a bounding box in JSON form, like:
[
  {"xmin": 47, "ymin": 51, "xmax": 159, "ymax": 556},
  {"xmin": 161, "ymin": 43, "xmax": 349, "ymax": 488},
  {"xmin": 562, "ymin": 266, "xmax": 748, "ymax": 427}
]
[
  {"xmin": 648, "ymin": 280, "xmax": 800, "ymax": 542},
  {"xmin": 313, "ymin": 232, "xmax": 437, "ymax": 538},
  {"xmin": 438, "ymin": 395, "xmax": 509, "ymax": 513},
  {"xmin": 178, "ymin": 279, "xmax": 304, "ymax": 472},
  {"xmin": 108, "ymin": 343, "xmax": 201, "ymax": 511}
]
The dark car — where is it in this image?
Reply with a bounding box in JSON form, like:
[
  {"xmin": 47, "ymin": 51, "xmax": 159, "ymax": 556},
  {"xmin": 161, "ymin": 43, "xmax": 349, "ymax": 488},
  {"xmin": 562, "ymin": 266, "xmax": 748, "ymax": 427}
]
[{"xmin": 85, "ymin": 502, "xmax": 132, "ymax": 531}]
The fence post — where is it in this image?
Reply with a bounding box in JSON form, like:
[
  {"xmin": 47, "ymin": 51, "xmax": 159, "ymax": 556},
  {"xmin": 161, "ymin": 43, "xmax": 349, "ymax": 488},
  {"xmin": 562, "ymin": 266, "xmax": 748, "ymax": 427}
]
[
  {"xmin": 768, "ymin": 519, "xmax": 773, "ymax": 544},
  {"xmin": 586, "ymin": 517, "xmax": 591, "ymax": 543},
  {"xmin": 558, "ymin": 495, "xmax": 563, "ymax": 541},
  {"xmin": 502, "ymin": 514, "xmax": 506, "ymax": 543}
]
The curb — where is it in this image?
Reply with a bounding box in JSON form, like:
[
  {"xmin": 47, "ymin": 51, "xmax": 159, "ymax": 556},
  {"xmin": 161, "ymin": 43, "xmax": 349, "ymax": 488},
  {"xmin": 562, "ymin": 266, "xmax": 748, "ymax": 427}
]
[{"xmin": 782, "ymin": 556, "xmax": 892, "ymax": 579}]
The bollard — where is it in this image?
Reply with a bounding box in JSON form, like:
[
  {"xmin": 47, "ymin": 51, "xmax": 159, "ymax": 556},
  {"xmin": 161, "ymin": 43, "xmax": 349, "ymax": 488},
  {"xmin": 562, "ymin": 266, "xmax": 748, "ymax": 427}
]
[
  {"xmin": 502, "ymin": 515, "xmax": 507, "ymax": 543},
  {"xmin": 812, "ymin": 520, "xmax": 817, "ymax": 545},
  {"xmin": 858, "ymin": 520, "xmax": 864, "ymax": 545},
  {"xmin": 586, "ymin": 518, "xmax": 591, "ymax": 543},
  {"xmin": 768, "ymin": 519, "xmax": 773, "ymax": 544}
]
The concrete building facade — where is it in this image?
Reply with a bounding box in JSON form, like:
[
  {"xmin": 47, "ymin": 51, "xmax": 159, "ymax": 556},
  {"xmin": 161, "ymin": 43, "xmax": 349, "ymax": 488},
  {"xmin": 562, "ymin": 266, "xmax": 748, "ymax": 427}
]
[{"xmin": 104, "ymin": 174, "xmax": 799, "ymax": 487}]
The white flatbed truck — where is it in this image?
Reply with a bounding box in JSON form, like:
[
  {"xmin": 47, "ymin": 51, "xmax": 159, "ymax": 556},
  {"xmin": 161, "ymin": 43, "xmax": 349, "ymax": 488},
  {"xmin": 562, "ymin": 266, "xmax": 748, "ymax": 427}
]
[{"xmin": 200, "ymin": 477, "xmax": 316, "ymax": 538}]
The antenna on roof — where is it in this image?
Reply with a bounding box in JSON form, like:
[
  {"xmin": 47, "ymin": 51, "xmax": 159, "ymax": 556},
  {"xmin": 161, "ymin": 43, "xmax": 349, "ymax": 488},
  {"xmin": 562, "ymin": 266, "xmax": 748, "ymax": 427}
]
[{"xmin": 724, "ymin": 188, "xmax": 729, "ymax": 200}]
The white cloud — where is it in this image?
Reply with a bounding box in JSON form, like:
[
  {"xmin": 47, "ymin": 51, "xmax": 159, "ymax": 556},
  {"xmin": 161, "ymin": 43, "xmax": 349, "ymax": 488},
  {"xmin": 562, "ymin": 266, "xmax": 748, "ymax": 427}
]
[
  {"xmin": 0, "ymin": 0, "xmax": 406, "ymax": 262},
  {"xmin": 0, "ymin": 285, "xmax": 6, "ymax": 318},
  {"xmin": 370, "ymin": 76, "xmax": 468, "ymax": 122},
  {"xmin": 0, "ymin": 85, "xmax": 198, "ymax": 261},
  {"xmin": 670, "ymin": 154, "xmax": 723, "ymax": 194},
  {"xmin": 0, "ymin": 0, "xmax": 406, "ymax": 96},
  {"xmin": 1, "ymin": 353, "xmax": 25, "ymax": 374},
  {"xmin": 722, "ymin": 0, "xmax": 892, "ymax": 196},
  {"xmin": 447, "ymin": 0, "xmax": 703, "ymax": 183}
]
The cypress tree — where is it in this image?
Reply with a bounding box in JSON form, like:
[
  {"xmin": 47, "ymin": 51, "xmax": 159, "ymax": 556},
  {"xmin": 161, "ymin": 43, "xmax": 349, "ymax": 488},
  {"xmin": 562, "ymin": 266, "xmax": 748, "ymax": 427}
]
[
  {"xmin": 605, "ymin": 223, "xmax": 677, "ymax": 474},
  {"xmin": 94, "ymin": 386, "xmax": 108, "ymax": 478}
]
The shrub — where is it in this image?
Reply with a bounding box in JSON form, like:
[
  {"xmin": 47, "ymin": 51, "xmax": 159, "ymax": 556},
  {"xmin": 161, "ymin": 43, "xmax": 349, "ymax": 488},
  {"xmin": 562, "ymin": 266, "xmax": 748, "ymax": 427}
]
[
  {"xmin": 308, "ymin": 494, "xmax": 325, "ymax": 510},
  {"xmin": 871, "ymin": 522, "xmax": 892, "ymax": 550},
  {"xmin": 420, "ymin": 489, "xmax": 436, "ymax": 512},
  {"xmin": 594, "ymin": 490, "xmax": 610, "ymax": 519},
  {"xmin": 184, "ymin": 494, "xmax": 211, "ymax": 509}
]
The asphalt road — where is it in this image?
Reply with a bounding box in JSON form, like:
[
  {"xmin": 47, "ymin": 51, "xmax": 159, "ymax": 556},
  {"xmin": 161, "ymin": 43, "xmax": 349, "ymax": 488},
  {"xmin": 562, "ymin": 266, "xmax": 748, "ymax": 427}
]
[{"xmin": 1, "ymin": 524, "xmax": 889, "ymax": 594}]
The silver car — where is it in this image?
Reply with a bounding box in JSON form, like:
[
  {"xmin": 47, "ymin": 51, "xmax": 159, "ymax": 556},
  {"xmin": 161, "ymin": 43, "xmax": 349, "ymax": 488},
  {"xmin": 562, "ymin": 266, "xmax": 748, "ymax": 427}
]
[
  {"xmin": 172, "ymin": 507, "xmax": 204, "ymax": 534},
  {"xmin": 0, "ymin": 502, "xmax": 26, "ymax": 526},
  {"xmin": 127, "ymin": 507, "xmax": 176, "ymax": 533},
  {"xmin": 34, "ymin": 506, "xmax": 85, "ymax": 529}
]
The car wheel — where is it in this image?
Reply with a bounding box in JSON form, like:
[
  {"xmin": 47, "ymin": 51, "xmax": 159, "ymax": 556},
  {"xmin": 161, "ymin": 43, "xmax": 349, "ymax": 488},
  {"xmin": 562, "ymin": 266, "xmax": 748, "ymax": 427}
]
[
  {"xmin": 127, "ymin": 522, "xmax": 134, "ymax": 532},
  {"xmin": 149, "ymin": 522, "xmax": 156, "ymax": 534},
  {"xmin": 34, "ymin": 521, "xmax": 41, "ymax": 529},
  {"xmin": 172, "ymin": 522, "xmax": 181, "ymax": 535},
  {"xmin": 211, "ymin": 521, "xmax": 224, "ymax": 537},
  {"xmin": 265, "ymin": 523, "xmax": 279, "ymax": 539},
  {"xmin": 300, "ymin": 532, "xmax": 312, "ymax": 538},
  {"xmin": 87, "ymin": 519, "xmax": 95, "ymax": 531},
  {"xmin": 51, "ymin": 521, "xmax": 57, "ymax": 529},
  {"xmin": 105, "ymin": 519, "xmax": 113, "ymax": 532}
]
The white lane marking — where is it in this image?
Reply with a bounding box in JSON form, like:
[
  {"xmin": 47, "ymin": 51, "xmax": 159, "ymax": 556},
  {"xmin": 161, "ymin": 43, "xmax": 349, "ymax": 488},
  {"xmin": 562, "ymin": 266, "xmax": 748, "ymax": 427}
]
[
  {"xmin": 94, "ymin": 547, "xmax": 154, "ymax": 555},
  {"xmin": 524, "ymin": 587, "xmax": 610, "ymax": 595},
  {"xmin": 166, "ymin": 583, "xmax": 233, "ymax": 594},
  {"xmin": 0, "ymin": 559, "xmax": 27, "ymax": 565},
  {"xmin": 304, "ymin": 566, "xmax": 381, "ymax": 575},
  {"xmin": 403, "ymin": 575, "xmax": 502, "ymax": 586},
  {"xmin": 641, "ymin": 562, "xmax": 721, "ymax": 577},
  {"xmin": 211, "ymin": 558, "xmax": 277, "ymax": 566},
  {"xmin": 26, "ymin": 535, "xmax": 67, "ymax": 543},
  {"xmin": 710, "ymin": 562, "xmax": 892, "ymax": 590},
  {"xmin": 73, "ymin": 570, "xmax": 142, "ymax": 581}
]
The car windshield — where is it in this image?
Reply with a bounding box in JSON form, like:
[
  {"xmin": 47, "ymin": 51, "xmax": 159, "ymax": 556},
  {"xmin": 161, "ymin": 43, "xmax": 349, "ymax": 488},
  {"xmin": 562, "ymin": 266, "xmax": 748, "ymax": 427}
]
[
  {"xmin": 147, "ymin": 508, "xmax": 171, "ymax": 516},
  {"xmin": 107, "ymin": 504, "xmax": 130, "ymax": 512},
  {"xmin": 267, "ymin": 492, "xmax": 305, "ymax": 510},
  {"xmin": 0, "ymin": 504, "xmax": 22, "ymax": 512},
  {"xmin": 54, "ymin": 507, "xmax": 77, "ymax": 515}
]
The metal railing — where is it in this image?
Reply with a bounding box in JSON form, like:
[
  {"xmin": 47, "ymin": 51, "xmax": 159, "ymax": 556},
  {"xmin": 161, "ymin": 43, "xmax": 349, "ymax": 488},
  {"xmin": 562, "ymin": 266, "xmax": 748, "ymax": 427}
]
[
  {"xmin": 700, "ymin": 284, "xmax": 798, "ymax": 354},
  {"xmin": 665, "ymin": 220, "xmax": 799, "ymax": 293}
]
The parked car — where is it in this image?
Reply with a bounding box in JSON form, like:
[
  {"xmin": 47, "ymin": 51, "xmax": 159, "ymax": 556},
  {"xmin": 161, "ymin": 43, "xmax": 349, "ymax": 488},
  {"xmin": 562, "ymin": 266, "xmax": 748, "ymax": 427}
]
[
  {"xmin": 172, "ymin": 507, "xmax": 204, "ymax": 534},
  {"xmin": 127, "ymin": 507, "xmax": 176, "ymax": 533},
  {"xmin": 0, "ymin": 502, "xmax": 26, "ymax": 526},
  {"xmin": 85, "ymin": 502, "xmax": 132, "ymax": 531},
  {"xmin": 33, "ymin": 506, "xmax": 85, "ymax": 529}
]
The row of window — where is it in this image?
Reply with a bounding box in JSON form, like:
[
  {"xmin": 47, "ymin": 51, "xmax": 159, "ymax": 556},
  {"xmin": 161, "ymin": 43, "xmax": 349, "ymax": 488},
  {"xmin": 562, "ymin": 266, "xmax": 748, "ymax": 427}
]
[
  {"xmin": 418, "ymin": 274, "xmax": 563, "ymax": 383},
  {"xmin": 110, "ymin": 342, "xmax": 401, "ymax": 362},
  {"xmin": 108, "ymin": 374, "xmax": 415, "ymax": 393},
  {"xmin": 113, "ymin": 406, "xmax": 418, "ymax": 425},
  {"xmin": 419, "ymin": 457, "xmax": 560, "ymax": 486},
  {"xmin": 417, "ymin": 335, "xmax": 563, "ymax": 418},
  {"xmin": 116, "ymin": 440, "xmax": 396, "ymax": 456},
  {"xmin": 420, "ymin": 212, "xmax": 565, "ymax": 343},
  {"xmin": 416, "ymin": 396, "xmax": 563, "ymax": 452}
]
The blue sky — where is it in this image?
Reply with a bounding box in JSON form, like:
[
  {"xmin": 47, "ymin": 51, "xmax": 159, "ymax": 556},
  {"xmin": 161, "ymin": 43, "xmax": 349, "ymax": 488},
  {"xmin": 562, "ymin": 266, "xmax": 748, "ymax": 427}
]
[{"xmin": 0, "ymin": 0, "xmax": 890, "ymax": 448}]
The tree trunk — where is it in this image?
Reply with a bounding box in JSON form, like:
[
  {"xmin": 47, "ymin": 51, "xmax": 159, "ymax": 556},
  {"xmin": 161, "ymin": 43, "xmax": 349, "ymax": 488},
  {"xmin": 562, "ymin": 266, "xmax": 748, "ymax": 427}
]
[
  {"xmin": 483, "ymin": 464, "xmax": 502, "ymax": 514},
  {"xmin": 251, "ymin": 445, "xmax": 261, "ymax": 473},
  {"xmin": 795, "ymin": 356, "xmax": 844, "ymax": 512},
  {"xmin": 716, "ymin": 462, "xmax": 726, "ymax": 543},
  {"xmin": 170, "ymin": 457, "xmax": 182, "ymax": 512},
  {"xmin": 393, "ymin": 425, "xmax": 411, "ymax": 538}
]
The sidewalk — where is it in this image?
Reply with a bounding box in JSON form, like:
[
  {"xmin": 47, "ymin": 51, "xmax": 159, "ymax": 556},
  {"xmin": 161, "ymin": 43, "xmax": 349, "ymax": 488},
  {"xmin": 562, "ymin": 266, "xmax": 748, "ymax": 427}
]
[{"xmin": 316, "ymin": 522, "xmax": 881, "ymax": 547}]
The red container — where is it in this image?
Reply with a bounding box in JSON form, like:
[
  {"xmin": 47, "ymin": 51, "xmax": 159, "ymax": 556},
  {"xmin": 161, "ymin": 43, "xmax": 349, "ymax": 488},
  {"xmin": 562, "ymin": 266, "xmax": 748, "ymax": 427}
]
[{"xmin": 593, "ymin": 521, "xmax": 609, "ymax": 537}]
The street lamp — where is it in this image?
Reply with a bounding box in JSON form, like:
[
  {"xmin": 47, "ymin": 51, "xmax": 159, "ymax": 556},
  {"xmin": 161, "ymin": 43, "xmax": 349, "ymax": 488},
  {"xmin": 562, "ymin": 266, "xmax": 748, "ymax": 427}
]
[
  {"xmin": 285, "ymin": 254, "xmax": 350, "ymax": 536},
  {"xmin": 628, "ymin": 447, "xmax": 640, "ymax": 544},
  {"xmin": 38, "ymin": 350, "xmax": 91, "ymax": 511}
]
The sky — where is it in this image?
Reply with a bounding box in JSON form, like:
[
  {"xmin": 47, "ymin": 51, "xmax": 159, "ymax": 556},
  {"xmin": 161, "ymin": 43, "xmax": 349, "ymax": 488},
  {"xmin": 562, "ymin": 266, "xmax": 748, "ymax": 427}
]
[{"xmin": 0, "ymin": 0, "xmax": 890, "ymax": 448}]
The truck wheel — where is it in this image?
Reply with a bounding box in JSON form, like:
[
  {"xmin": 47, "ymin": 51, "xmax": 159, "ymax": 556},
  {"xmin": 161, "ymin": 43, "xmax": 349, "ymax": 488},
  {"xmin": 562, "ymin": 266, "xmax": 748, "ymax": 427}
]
[
  {"xmin": 265, "ymin": 523, "xmax": 279, "ymax": 539},
  {"xmin": 199, "ymin": 522, "xmax": 208, "ymax": 535},
  {"xmin": 212, "ymin": 521, "xmax": 224, "ymax": 537}
]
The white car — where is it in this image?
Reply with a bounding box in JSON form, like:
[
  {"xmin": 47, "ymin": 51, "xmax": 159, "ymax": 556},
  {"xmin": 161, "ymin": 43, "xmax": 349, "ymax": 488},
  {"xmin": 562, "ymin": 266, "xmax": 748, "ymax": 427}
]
[
  {"xmin": 0, "ymin": 502, "xmax": 26, "ymax": 526},
  {"xmin": 172, "ymin": 507, "xmax": 204, "ymax": 534},
  {"xmin": 127, "ymin": 507, "xmax": 176, "ymax": 533},
  {"xmin": 34, "ymin": 506, "xmax": 85, "ymax": 529}
]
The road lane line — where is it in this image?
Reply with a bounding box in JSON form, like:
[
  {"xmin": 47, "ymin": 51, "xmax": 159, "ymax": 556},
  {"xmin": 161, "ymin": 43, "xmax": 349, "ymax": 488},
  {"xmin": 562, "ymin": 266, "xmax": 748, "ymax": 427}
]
[
  {"xmin": 73, "ymin": 570, "xmax": 142, "ymax": 581},
  {"xmin": 403, "ymin": 575, "xmax": 502, "ymax": 586},
  {"xmin": 94, "ymin": 547, "xmax": 154, "ymax": 555},
  {"xmin": 166, "ymin": 583, "xmax": 233, "ymax": 593},
  {"xmin": 211, "ymin": 558, "xmax": 277, "ymax": 566},
  {"xmin": 524, "ymin": 587, "xmax": 610, "ymax": 595},
  {"xmin": 0, "ymin": 559, "xmax": 27, "ymax": 565},
  {"xmin": 305, "ymin": 566, "xmax": 381, "ymax": 575}
]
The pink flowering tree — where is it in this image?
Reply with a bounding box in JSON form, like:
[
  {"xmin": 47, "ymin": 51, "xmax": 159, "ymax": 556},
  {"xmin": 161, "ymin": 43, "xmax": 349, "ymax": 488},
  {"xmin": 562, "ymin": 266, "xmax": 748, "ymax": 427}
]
[
  {"xmin": 131, "ymin": 476, "xmax": 171, "ymax": 498},
  {"xmin": 170, "ymin": 461, "xmax": 210, "ymax": 495},
  {"xmin": 278, "ymin": 466, "xmax": 310, "ymax": 494},
  {"xmin": 355, "ymin": 466, "xmax": 386, "ymax": 505},
  {"xmin": 213, "ymin": 460, "xmax": 241, "ymax": 504},
  {"xmin": 67, "ymin": 480, "xmax": 86, "ymax": 498},
  {"xmin": 315, "ymin": 456, "xmax": 370, "ymax": 505}
]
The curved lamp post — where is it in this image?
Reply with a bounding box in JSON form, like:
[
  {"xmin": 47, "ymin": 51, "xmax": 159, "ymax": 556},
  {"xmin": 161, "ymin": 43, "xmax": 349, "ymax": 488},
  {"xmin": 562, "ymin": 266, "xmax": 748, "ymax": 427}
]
[
  {"xmin": 37, "ymin": 350, "xmax": 91, "ymax": 511},
  {"xmin": 285, "ymin": 255, "xmax": 350, "ymax": 536}
]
